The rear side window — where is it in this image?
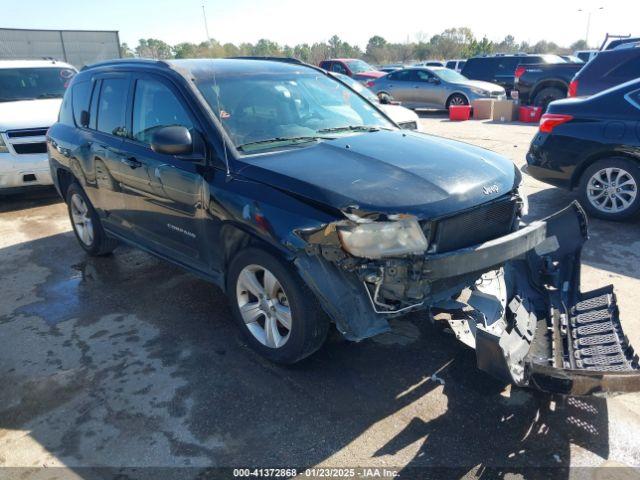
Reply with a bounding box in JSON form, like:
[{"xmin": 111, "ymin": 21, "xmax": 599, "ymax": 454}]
[
  {"xmin": 496, "ymin": 58, "xmax": 521, "ymax": 72},
  {"xmin": 446, "ymin": 61, "xmax": 456, "ymax": 69},
  {"xmin": 96, "ymin": 78, "xmax": 128, "ymax": 136},
  {"xmin": 72, "ymin": 80, "xmax": 93, "ymax": 127},
  {"xmin": 331, "ymin": 63, "xmax": 348, "ymax": 75},
  {"xmin": 607, "ymin": 57, "xmax": 640, "ymax": 79},
  {"xmin": 131, "ymin": 78, "xmax": 194, "ymax": 145},
  {"xmin": 462, "ymin": 58, "xmax": 505, "ymax": 78},
  {"xmin": 388, "ymin": 70, "xmax": 418, "ymax": 81}
]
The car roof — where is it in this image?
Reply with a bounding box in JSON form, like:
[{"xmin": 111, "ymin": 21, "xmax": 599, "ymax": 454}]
[
  {"xmin": 0, "ymin": 59, "xmax": 76, "ymax": 70},
  {"xmin": 81, "ymin": 58, "xmax": 324, "ymax": 81}
]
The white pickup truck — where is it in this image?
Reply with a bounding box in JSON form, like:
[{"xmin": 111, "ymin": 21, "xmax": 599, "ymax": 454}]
[{"xmin": 0, "ymin": 59, "xmax": 77, "ymax": 193}]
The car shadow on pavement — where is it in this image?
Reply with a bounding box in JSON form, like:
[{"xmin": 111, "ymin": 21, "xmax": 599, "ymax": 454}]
[
  {"xmin": 0, "ymin": 187, "xmax": 61, "ymax": 213},
  {"xmin": 0, "ymin": 231, "xmax": 615, "ymax": 476}
]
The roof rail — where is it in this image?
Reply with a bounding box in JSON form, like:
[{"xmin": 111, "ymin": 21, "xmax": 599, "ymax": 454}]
[
  {"xmin": 228, "ymin": 56, "xmax": 304, "ymax": 65},
  {"xmin": 81, "ymin": 58, "xmax": 170, "ymax": 71}
]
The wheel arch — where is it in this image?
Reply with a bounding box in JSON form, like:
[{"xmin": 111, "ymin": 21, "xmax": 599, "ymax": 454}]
[
  {"xmin": 446, "ymin": 91, "xmax": 470, "ymax": 108},
  {"xmin": 56, "ymin": 166, "xmax": 76, "ymax": 201},
  {"xmin": 531, "ymin": 80, "xmax": 568, "ymax": 103},
  {"xmin": 571, "ymin": 150, "xmax": 640, "ymax": 189},
  {"xmin": 218, "ymin": 221, "xmax": 296, "ymax": 292}
]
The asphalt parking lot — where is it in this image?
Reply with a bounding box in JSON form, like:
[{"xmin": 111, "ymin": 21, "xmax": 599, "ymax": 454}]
[{"xmin": 1, "ymin": 115, "xmax": 640, "ymax": 477}]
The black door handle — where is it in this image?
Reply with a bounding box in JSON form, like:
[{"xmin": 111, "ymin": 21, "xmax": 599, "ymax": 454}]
[{"xmin": 121, "ymin": 157, "xmax": 142, "ymax": 169}]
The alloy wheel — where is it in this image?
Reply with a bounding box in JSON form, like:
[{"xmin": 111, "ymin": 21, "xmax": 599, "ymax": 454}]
[
  {"xmin": 236, "ymin": 264, "xmax": 292, "ymax": 348},
  {"xmin": 449, "ymin": 96, "xmax": 466, "ymax": 106},
  {"xmin": 70, "ymin": 193, "xmax": 94, "ymax": 246},
  {"xmin": 586, "ymin": 167, "xmax": 637, "ymax": 214}
]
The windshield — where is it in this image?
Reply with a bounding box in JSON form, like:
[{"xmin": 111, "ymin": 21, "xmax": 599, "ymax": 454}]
[
  {"xmin": 196, "ymin": 72, "xmax": 393, "ymax": 152},
  {"xmin": 433, "ymin": 69, "xmax": 468, "ymax": 83},
  {"xmin": 0, "ymin": 67, "xmax": 76, "ymax": 102},
  {"xmin": 344, "ymin": 60, "xmax": 375, "ymax": 73}
]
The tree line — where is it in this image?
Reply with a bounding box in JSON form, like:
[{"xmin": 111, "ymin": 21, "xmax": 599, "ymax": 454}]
[{"xmin": 121, "ymin": 28, "xmax": 590, "ymax": 65}]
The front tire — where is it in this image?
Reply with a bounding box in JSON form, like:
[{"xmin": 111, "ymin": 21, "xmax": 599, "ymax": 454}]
[
  {"xmin": 66, "ymin": 183, "xmax": 118, "ymax": 256},
  {"xmin": 578, "ymin": 157, "xmax": 640, "ymax": 221},
  {"xmin": 227, "ymin": 247, "xmax": 329, "ymax": 364},
  {"xmin": 446, "ymin": 93, "xmax": 468, "ymax": 110}
]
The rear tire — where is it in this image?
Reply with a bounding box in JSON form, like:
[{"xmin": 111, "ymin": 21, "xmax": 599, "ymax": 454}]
[
  {"xmin": 578, "ymin": 157, "xmax": 640, "ymax": 221},
  {"xmin": 446, "ymin": 93, "xmax": 468, "ymax": 110},
  {"xmin": 532, "ymin": 87, "xmax": 565, "ymax": 111},
  {"xmin": 66, "ymin": 183, "xmax": 118, "ymax": 256},
  {"xmin": 377, "ymin": 91, "xmax": 393, "ymax": 104},
  {"xmin": 227, "ymin": 247, "xmax": 329, "ymax": 364}
]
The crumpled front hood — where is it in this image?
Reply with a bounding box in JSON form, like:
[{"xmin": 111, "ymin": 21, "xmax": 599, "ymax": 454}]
[
  {"xmin": 0, "ymin": 98, "xmax": 62, "ymax": 131},
  {"xmin": 237, "ymin": 130, "xmax": 518, "ymax": 219}
]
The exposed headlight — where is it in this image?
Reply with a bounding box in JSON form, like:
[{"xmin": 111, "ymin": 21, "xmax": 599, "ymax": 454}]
[
  {"xmin": 338, "ymin": 217, "xmax": 428, "ymax": 259},
  {"xmin": 470, "ymin": 88, "xmax": 489, "ymax": 96},
  {"xmin": 0, "ymin": 134, "xmax": 8, "ymax": 153}
]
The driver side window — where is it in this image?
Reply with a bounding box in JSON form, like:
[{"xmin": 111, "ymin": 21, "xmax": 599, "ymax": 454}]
[
  {"xmin": 131, "ymin": 78, "xmax": 194, "ymax": 145},
  {"xmin": 331, "ymin": 63, "xmax": 348, "ymax": 75},
  {"xmin": 415, "ymin": 70, "xmax": 433, "ymax": 82},
  {"xmin": 388, "ymin": 70, "xmax": 416, "ymax": 82}
]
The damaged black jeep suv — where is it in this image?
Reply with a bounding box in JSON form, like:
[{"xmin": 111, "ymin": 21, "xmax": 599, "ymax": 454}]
[{"xmin": 48, "ymin": 58, "xmax": 640, "ymax": 396}]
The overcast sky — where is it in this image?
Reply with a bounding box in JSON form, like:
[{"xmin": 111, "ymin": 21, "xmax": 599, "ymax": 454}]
[{"xmin": 3, "ymin": 0, "xmax": 637, "ymax": 49}]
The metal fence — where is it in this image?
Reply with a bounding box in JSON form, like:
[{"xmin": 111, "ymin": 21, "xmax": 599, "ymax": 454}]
[{"xmin": 0, "ymin": 28, "xmax": 121, "ymax": 68}]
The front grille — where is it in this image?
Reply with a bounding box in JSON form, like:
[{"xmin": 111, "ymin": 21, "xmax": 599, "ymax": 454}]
[
  {"xmin": 398, "ymin": 121, "xmax": 418, "ymax": 130},
  {"xmin": 433, "ymin": 196, "xmax": 518, "ymax": 253},
  {"xmin": 7, "ymin": 128, "xmax": 48, "ymax": 138},
  {"xmin": 12, "ymin": 142, "xmax": 47, "ymax": 155}
]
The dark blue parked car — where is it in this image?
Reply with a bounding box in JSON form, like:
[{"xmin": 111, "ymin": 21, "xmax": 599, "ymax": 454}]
[
  {"xmin": 47, "ymin": 58, "xmax": 640, "ymax": 395},
  {"xmin": 527, "ymin": 78, "xmax": 640, "ymax": 220}
]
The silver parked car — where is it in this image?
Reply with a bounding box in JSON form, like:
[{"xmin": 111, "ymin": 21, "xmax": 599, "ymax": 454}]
[{"xmin": 369, "ymin": 67, "xmax": 506, "ymax": 110}]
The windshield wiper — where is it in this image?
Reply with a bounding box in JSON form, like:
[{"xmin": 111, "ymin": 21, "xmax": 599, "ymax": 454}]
[
  {"xmin": 36, "ymin": 93, "xmax": 63, "ymax": 99},
  {"xmin": 317, "ymin": 125, "xmax": 386, "ymax": 134},
  {"xmin": 236, "ymin": 135, "xmax": 332, "ymax": 152}
]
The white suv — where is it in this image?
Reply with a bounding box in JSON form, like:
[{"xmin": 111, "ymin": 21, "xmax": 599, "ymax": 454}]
[{"xmin": 0, "ymin": 60, "xmax": 77, "ymax": 192}]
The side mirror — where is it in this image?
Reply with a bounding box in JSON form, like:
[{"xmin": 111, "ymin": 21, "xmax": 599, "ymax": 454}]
[
  {"xmin": 80, "ymin": 110, "xmax": 90, "ymax": 127},
  {"xmin": 151, "ymin": 126, "xmax": 193, "ymax": 156},
  {"xmin": 428, "ymin": 77, "xmax": 440, "ymax": 85}
]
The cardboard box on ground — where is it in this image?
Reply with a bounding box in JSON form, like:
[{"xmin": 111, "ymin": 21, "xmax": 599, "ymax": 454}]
[
  {"xmin": 472, "ymin": 99, "xmax": 494, "ymax": 120},
  {"xmin": 492, "ymin": 100, "xmax": 518, "ymax": 122}
]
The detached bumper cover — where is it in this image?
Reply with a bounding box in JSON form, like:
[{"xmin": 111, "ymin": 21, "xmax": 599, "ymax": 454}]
[
  {"xmin": 471, "ymin": 202, "xmax": 640, "ymax": 395},
  {"xmin": 298, "ymin": 201, "xmax": 640, "ymax": 395}
]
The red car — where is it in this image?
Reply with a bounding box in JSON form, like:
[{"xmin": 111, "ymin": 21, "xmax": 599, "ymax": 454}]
[{"xmin": 319, "ymin": 58, "xmax": 385, "ymax": 82}]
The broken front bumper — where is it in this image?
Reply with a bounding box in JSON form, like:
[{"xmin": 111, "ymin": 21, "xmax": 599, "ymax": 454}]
[
  {"xmin": 298, "ymin": 201, "xmax": 640, "ymax": 396},
  {"xmin": 438, "ymin": 201, "xmax": 640, "ymax": 396}
]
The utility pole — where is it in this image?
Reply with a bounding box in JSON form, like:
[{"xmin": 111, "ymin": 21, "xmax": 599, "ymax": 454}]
[
  {"xmin": 202, "ymin": 4, "xmax": 211, "ymax": 45},
  {"xmin": 578, "ymin": 7, "xmax": 604, "ymax": 47}
]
